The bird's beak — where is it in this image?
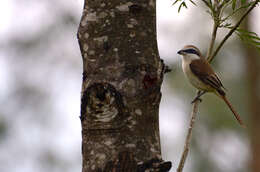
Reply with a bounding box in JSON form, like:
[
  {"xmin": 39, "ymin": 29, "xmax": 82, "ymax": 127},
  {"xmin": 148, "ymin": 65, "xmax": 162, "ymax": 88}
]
[{"xmin": 177, "ymin": 50, "xmax": 184, "ymax": 55}]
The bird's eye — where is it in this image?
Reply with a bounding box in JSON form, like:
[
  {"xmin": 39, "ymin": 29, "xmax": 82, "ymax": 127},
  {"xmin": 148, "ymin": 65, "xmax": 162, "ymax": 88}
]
[{"xmin": 183, "ymin": 49, "xmax": 200, "ymax": 56}]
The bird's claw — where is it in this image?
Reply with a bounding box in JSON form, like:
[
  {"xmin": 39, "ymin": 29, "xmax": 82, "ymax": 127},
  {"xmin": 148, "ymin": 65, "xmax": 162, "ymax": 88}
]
[{"xmin": 191, "ymin": 97, "xmax": 202, "ymax": 104}]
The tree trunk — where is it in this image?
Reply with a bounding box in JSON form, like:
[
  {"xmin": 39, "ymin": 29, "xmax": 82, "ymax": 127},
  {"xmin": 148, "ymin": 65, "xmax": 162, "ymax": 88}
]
[
  {"xmin": 77, "ymin": 0, "xmax": 170, "ymax": 171},
  {"xmin": 245, "ymin": 18, "xmax": 260, "ymax": 172}
]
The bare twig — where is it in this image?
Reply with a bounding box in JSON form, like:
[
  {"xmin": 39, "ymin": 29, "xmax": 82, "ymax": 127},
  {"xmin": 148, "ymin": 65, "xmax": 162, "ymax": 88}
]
[
  {"xmin": 177, "ymin": 99, "xmax": 200, "ymax": 172},
  {"xmin": 207, "ymin": 21, "xmax": 218, "ymax": 59},
  {"xmin": 209, "ymin": 0, "xmax": 260, "ymax": 62},
  {"xmin": 201, "ymin": 0, "xmax": 212, "ymax": 9},
  {"xmin": 207, "ymin": 1, "xmax": 222, "ymax": 60}
]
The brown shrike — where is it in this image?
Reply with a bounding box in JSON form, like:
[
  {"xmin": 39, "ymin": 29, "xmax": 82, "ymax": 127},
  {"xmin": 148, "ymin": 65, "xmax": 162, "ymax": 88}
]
[{"xmin": 178, "ymin": 45, "xmax": 245, "ymax": 127}]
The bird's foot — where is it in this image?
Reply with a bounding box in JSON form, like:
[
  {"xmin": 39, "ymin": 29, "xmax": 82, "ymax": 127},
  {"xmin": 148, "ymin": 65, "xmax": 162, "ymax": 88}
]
[
  {"xmin": 191, "ymin": 91, "xmax": 206, "ymax": 104},
  {"xmin": 191, "ymin": 97, "xmax": 202, "ymax": 104}
]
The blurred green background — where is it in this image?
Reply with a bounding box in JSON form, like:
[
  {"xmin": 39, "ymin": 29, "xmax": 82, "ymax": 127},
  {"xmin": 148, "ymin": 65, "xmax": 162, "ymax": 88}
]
[{"xmin": 0, "ymin": 0, "xmax": 259, "ymax": 172}]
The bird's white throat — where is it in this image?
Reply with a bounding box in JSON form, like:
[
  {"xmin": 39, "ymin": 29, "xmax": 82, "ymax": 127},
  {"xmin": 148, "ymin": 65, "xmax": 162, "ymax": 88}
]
[{"xmin": 182, "ymin": 53, "xmax": 200, "ymax": 62}]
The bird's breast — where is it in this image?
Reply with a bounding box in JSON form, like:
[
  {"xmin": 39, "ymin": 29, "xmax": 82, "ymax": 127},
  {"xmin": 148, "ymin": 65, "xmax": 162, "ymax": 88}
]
[{"xmin": 182, "ymin": 60, "xmax": 213, "ymax": 91}]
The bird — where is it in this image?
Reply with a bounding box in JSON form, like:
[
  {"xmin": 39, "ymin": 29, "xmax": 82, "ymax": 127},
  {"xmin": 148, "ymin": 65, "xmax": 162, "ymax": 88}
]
[{"xmin": 177, "ymin": 45, "xmax": 245, "ymax": 127}]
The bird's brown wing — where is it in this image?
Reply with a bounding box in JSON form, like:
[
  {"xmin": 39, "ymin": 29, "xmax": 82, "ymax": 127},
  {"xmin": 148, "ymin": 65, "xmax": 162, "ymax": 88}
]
[{"xmin": 190, "ymin": 59, "xmax": 225, "ymax": 95}]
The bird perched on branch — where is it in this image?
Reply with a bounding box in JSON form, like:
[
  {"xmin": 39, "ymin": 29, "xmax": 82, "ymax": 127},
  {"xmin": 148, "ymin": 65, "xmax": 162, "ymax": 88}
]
[{"xmin": 177, "ymin": 45, "xmax": 245, "ymax": 127}]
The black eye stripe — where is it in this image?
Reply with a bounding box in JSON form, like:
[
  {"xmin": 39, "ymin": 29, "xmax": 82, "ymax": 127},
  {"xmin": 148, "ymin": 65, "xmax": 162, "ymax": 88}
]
[{"xmin": 183, "ymin": 49, "xmax": 200, "ymax": 56}]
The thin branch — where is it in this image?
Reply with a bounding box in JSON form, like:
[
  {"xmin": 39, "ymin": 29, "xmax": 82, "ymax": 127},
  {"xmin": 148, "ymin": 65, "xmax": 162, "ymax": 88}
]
[
  {"xmin": 177, "ymin": 99, "xmax": 200, "ymax": 172},
  {"xmin": 201, "ymin": 0, "xmax": 212, "ymax": 9},
  {"xmin": 206, "ymin": 0, "xmax": 225, "ymax": 60},
  {"xmin": 207, "ymin": 20, "xmax": 218, "ymax": 59},
  {"xmin": 209, "ymin": 0, "xmax": 260, "ymax": 63}
]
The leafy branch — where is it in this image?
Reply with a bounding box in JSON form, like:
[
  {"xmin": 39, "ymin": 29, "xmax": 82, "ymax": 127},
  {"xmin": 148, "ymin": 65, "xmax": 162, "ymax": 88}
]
[
  {"xmin": 174, "ymin": 0, "xmax": 259, "ymax": 171},
  {"xmin": 236, "ymin": 28, "xmax": 260, "ymax": 51},
  {"xmin": 209, "ymin": 0, "xmax": 260, "ymax": 62},
  {"xmin": 220, "ymin": 1, "xmax": 255, "ymax": 23},
  {"xmin": 172, "ymin": 0, "xmax": 192, "ymax": 12}
]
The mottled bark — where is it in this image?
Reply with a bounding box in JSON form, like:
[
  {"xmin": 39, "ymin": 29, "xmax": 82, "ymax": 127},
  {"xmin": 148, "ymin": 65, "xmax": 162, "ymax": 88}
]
[
  {"xmin": 245, "ymin": 19, "xmax": 260, "ymax": 172},
  {"xmin": 77, "ymin": 0, "xmax": 170, "ymax": 171}
]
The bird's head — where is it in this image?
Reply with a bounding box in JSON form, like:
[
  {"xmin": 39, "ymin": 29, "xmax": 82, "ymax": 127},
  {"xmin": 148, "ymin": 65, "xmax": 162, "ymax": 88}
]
[{"xmin": 177, "ymin": 45, "xmax": 202, "ymax": 61}]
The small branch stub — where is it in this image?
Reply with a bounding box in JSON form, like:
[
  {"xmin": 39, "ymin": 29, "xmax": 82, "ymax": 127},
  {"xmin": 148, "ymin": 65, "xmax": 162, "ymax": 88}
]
[{"xmin": 104, "ymin": 151, "xmax": 172, "ymax": 172}]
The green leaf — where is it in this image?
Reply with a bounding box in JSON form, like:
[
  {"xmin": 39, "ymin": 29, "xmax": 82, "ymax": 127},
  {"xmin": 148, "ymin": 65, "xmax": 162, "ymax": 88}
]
[
  {"xmin": 241, "ymin": 0, "xmax": 246, "ymax": 5},
  {"xmin": 244, "ymin": 34, "xmax": 260, "ymax": 41},
  {"xmin": 221, "ymin": 22, "xmax": 232, "ymax": 28},
  {"xmin": 236, "ymin": 28, "xmax": 260, "ymax": 50},
  {"xmin": 208, "ymin": 0, "xmax": 212, "ymax": 6},
  {"xmin": 252, "ymin": 41, "xmax": 260, "ymax": 46},
  {"xmin": 172, "ymin": 0, "xmax": 180, "ymax": 6},
  {"xmin": 189, "ymin": 0, "xmax": 197, "ymax": 6},
  {"xmin": 183, "ymin": 2, "xmax": 188, "ymax": 8},
  {"xmin": 178, "ymin": 2, "xmax": 188, "ymax": 12},
  {"xmin": 237, "ymin": 28, "xmax": 258, "ymax": 36},
  {"xmin": 178, "ymin": 2, "xmax": 183, "ymax": 12},
  {"xmin": 174, "ymin": 0, "xmax": 197, "ymax": 12},
  {"xmin": 232, "ymin": 0, "xmax": 237, "ymax": 10},
  {"xmin": 221, "ymin": 1, "xmax": 255, "ymax": 22}
]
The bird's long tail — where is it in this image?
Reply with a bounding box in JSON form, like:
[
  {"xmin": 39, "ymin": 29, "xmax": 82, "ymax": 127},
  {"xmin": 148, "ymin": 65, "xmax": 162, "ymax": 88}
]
[{"xmin": 221, "ymin": 95, "xmax": 245, "ymax": 127}]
